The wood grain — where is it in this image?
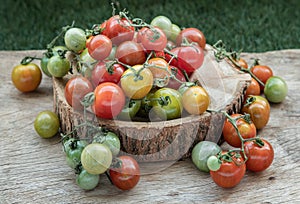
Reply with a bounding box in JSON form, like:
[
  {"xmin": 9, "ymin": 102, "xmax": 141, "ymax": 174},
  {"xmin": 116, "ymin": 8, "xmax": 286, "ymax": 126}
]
[{"xmin": 0, "ymin": 50, "xmax": 299, "ymax": 203}]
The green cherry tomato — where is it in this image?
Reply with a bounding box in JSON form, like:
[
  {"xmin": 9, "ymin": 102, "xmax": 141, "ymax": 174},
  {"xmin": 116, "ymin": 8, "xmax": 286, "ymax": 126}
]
[
  {"xmin": 169, "ymin": 23, "xmax": 181, "ymax": 42},
  {"xmin": 117, "ymin": 99, "xmax": 142, "ymax": 121},
  {"xmin": 207, "ymin": 155, "xmax": 221, "ymax": 171},
  {"xmin": 191, "ymin": 141, "xmax": 222, "ymax": 173},
  {"xmin": 76, "ymin": 169, "xmax": 100, "ymax": 190},
  {"xmin": 151, "ymin": 88, "xmax": 183, "ymax": 120},
  {"xmin": 47, "ymin": 55, "xmax": 70, "ymax": 78},
  {"xmin": 93, "ymin": 131, "xmax": 121, "ymax": 157},
  {"xmin": 150, "ymin": 15, "xmax": 173, "ymax": 38},
  {"xmin": 34, "ymin": 110, "xmax": 60, "ymax": 138},
  {"xmin": 64, "ymin": 27, "xmax": 86, "ymax": 53},
  {"xmin": 264, "ymin": 76, "xmax": 288, "ymax": 103},
  {"xmin": 64, "ymin": 138, "xmax": 88, "ymax": 169},
  {"xmin": 40, "ymin": 56, "xmax": 52, "ymax": 77},
  {"xmin": 81, "ymin": 143, "xmax": 112, "ymax": 175}
]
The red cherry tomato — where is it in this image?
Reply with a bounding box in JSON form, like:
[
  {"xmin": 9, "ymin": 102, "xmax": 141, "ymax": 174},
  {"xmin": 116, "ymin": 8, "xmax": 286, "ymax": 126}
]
[
  {"xmin": 140, "ymin": 27, "xmax": 167, "ymax": 52},
  {"xmin": 172, "ymin": 45, "xmax": 204, "ymax": 74},
  {"xmin": 244, "ymin": 138, "xmax": 274, "ymax": 172},
  {"xmin": 93, "ymin": 82, "xmax": 125, "ymax": 119},
  {"xmin": 250, "ymin": 64, "xmax": 273, "ymax": 91},
  {"xmin": 222, "ymin": 114, "xmax": 257, "ymax": 148},
  {"xmin": 210, "ymin": 152, "xmax": 246, "ymax": 188},
  {"xmin": 87, "ymin": 34, "xmax": 112, "ymax": 61},
  {"xmin": 245, "ymin": 77, "xmax": 261, "ymax": 98},
  {"xmin": 167, "ymin": 66, "xmax": 186, "ymax": 90},
  {"xmin": 109, "ymin": 156, "xmax": 140, "ymax": 191},
  {"xmin": 91, "ymin": 61, "xmax": 125, "ymax": 87},
  {"xmin": 103, "ymin": 15, "xmax": 135, "ymax": 46},
  {"xmin": 115, "ymin": 41, "xmax": 146, "ymax": 66},
  {"xmin": 64, "ymin": 76, "xmax": 94, "ymax": 111},
  {"xmin": 176, "ymin": 27, "xmax": 206, "ymax": 49}
]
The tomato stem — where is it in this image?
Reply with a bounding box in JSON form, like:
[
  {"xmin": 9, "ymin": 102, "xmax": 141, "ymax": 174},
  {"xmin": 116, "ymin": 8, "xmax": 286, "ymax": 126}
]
[{"xmin": 20, "ymin": 56, "xmax": 42, "ymax": 65}]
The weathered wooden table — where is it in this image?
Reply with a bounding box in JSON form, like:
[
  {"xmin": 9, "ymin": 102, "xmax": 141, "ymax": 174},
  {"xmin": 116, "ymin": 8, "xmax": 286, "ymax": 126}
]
[{"xmin": 1, "ymin": 50, "xmax": 299, "ymax": 203}]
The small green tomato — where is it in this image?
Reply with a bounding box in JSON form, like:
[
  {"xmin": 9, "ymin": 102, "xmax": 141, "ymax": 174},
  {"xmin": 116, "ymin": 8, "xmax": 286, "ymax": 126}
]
[{"xmin": 34, "ymin": 110, "xmax": 60, "ymax": 138}]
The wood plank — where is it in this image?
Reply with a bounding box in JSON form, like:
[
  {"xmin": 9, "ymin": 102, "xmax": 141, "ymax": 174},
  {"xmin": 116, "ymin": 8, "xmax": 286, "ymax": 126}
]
[{"xmin": 0, "ymin": 49, "xmax": 299, "ymax": 203}]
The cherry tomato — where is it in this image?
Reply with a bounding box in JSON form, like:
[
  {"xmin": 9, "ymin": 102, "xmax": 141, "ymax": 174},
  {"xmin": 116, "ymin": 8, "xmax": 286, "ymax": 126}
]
[
  {"xmin": 91, "ymin": 61, "xmax": 125, "ymax": 87},
  {"xmin": 245, "ymin": 77, "xmax": 260, "ymax": 98},
  {"xmin": 222, "ymin": 114, "xmax": 256, "ymax": 148},
  {"xmin": 115, "ymin": 41, "xmax": 146, "ymax": 66},
  {"xmin": 242, "ymin": 95, "xmax": 270, "ymax": 129},
  {"xmin": 117, "ymin": 99, "xmax": 142, "ymax": 121},
  {"xmin": 169, "ymin": 45, "xmax": 204, "ymax": 74},
  {"xmin": 167, "ymin": 66, "xmax": 186, "ymax": 90},
  {"xmin": 93, "ymin": 130, "xmax": 121, "ymax": 157},
  {"xmin": 34, "ymin": 110, "xmax": 60, "ymax": 139},
  {"xmin": 79, "ymin": 48, "xmax": 97, "ymax": 79},
  {"xmin": 182, "ymin": 85, "xmax": 210, "ymax": 115},
  {"xmin": 87, "ymin": 34, "xmax": 112, "ymax": 61},
  {"xmin": 81, "ymin": 143, "xmax": 112, "ymax": 175},
  {"xmin": 264, "ymin": 76, "xmax": 288, "ymax": 103},
  {"xmin": 176, "ymin": 27, "xmax": 206, "ymax": 49},
  {"xmin": 148, "ymin": 57, "xmax": 171, "ymax": 87},
  {"xmin": 210, "ymin": 152, "xmax": 246, "ymax": 188},
  {"xmin": 103, "ymin": 15, "xmax": 135, "ymax": 46},
  {"xmin": 120, "ymin": 65, "xmax": 154, "ymax": 99},
  {"xmin": 140, "ymin": 27, "xmax": 167, "ymax": 52},
  {"xmin": 191, "ymin": 141, "xmax": 222, "ymax": 173},
  {"xmin": 169, "ymin": 24, "xmax": 181, "ymax": 42},
  {"xmin": 244, "ymin": 138, "xmax": 274, "ymax": 172},
  {"xmin": 11, "ymin": 63, "xmax": 42, "ymax": 92},
  {"xmin": 76, "ymin": 169, "xmax": 100, "ymax": 190},
  {"xmin": 93, "ymin": 82, "xmax": 125, "ymax": 119},
  {"xmin": 236, "ymin": 58, "xmax": 248, "ymax": 69},
  {"xmin": 47, "ymin": 55, "xmax": 70, "ymax": 78},
  {"xmin": 136, "ymin": 89, "xmax": 156, "ymax": 118},
  {"xmin": 40, "ymin": 56, "xmax": 52, "ymax": 77},
  {"xmin": 250, "ymin": 64, "xmax": 273, "ymax": 91},
  {"xmin": 64, "ymin": 138, "xmax": 87, "ymax": 169},
  {"xmin": 150, "ymin": 15, "xmax": 172, "ymax": 38},
  {"xmin": 151, "ymin": 87, "xmax": 183, "ymax": 120},
  {"xmin": 64, "ymin": 76, "xmax": 93, "ymax": 111},
  {"xmin": 64, "ymin": 27, "xmax": 86, "ymax": 53},
  {"xmin": 109, "ymin": 156, "xmax": 140, "ymax": 191}
]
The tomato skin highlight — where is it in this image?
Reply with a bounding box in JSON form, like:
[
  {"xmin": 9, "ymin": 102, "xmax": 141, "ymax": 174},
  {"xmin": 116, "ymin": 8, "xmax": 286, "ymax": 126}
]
[
  {"xmin": 244, "ymin": 139, "xmax": 274, "ymax": 172},
  {"xmin": 109, "ymin": 156, "xmax": 140, "ymax": 191},
  {"xmin": 11, "ymin": 63, "xmax": 42, "ymax": 92},
  {"xmin": 93, "ymin": 82, "xmax": 126, "ymax": 119}
]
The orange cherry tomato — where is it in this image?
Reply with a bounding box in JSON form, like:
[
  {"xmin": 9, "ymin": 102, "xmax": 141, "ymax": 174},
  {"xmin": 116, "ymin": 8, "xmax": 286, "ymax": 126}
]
[
  {"xmin": 250, "ymin": 64, "xmax": 273, "ymax": 91},
  {"xmin": 11, "ymin": 63, "xmax": 42, "ymax": 92},
  {"xmin": 236, "ymin": 58, "xmax": 248, "ymax": 69},
  {"xmin": 148, "ymin": 57, "xmax": 171, "ymax": 87},
  {"xmin": 245, "ymin": 77, "xmax": 260, "ymax": 98}
]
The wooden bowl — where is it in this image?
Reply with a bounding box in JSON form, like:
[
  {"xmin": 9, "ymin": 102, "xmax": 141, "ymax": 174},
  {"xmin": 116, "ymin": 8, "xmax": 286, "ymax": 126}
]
[{"xmin": 53, "ymin": 45, "xmax": 251, "ymax": 165}]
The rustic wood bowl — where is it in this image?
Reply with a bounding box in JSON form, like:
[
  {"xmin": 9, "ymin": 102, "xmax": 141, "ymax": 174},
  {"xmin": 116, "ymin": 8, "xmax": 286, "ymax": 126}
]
[{"xmin": 53, "ymin": 45, "xmax": 251, "ymax": 172}]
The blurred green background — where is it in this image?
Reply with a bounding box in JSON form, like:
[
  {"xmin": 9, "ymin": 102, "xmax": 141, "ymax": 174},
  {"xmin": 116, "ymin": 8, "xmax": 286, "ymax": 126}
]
[{"xmin": 1, "ymin": 0, "xmax": 299, "ymax": 52}]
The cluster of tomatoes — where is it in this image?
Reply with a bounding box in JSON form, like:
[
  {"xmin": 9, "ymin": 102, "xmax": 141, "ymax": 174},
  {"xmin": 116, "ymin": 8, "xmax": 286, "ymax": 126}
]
[{"xmin": 191, "ymin": 53, "xmax": 288, "ymax": 188}]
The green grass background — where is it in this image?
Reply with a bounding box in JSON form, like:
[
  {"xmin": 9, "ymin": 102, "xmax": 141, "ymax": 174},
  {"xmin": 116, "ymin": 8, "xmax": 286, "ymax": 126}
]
[{"xmin": 1, "ymin": 0, "xmax": 299, "ymax": 52}]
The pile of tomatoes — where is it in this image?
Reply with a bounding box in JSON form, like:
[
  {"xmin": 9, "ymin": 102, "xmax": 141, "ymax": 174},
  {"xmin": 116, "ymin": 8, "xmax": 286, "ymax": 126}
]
[
  {"xmin": 191, "ymin": 52, "xmax": 288, "ymax": 188},
  {"xmin": 12, "ymin": 8, "xmax": 288, "ymax": 191}
]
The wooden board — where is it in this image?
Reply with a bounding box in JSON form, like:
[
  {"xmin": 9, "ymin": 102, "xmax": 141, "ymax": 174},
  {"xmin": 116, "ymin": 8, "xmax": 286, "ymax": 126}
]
[{"xmin": 0, "ymin": 49, "xmax": 299, "ymax": 203}]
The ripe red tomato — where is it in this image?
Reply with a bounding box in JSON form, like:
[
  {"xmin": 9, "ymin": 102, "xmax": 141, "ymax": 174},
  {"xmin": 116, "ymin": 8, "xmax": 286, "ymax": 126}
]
[
  {"xmin": 169, "ymin": 45, "xmax": 204, "ymax": 74},
  {"xmin": 93, "ymin": 82, "xmax": 125, "ymax": 119},
  {"xmin": 245, "ymin": 77, "xmax": 260, "ymax": 98},
  {"xmin": 176, "ymin": 27, "xmax": 206, "ymax": 49},
  {"xmin": 167, "ymin": 66, "xmax": 186, "ymax": 90},
  {"xmin": 87, "ymin": 34, "xmax": 112, "ymax": 61},
  {"xmin": 147, "ymin": 57, "xmax": 171, "ymax": 87},
  {"xmin": 91, "ymin": 61, "xmax": 125, "ymax": 87},
  {"xmin": 11, "ymin": 63, "xmax": 42, "ymax": 92},
  {"xmin": 103, "ymin": 15, "xmax": 135, "ymax": 45},
  {"xmin": 244, "ymin": 138, "xmax": 274, "ymax": 172},
  {"xmin": 210, "ymin": 151, "xmax": 246, "ymax": 188},
  {"xmin": 140, "ymin": 27, "xmax": 167, "ymax": 52},
  {"xmin": 109, "ymin": 155, "xmax": 140, "ymax": 191},
  {"xmin": 250, "ymin": 64, "xmax": 273, "ymax": 91},
  {"xmin": 115, "ymin": 41, "xmax": 146, "ymax": 66},
  {"xmin": 64, "ymin": 76, "xmax": 94, "ymax": 111},
  {"xmin": 242, "ymin": 95, "xmax": 270, "ymax": 129},
  {"xmin": 222, "ymin": 114, "xmax": 257, "ymax": 148}
]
